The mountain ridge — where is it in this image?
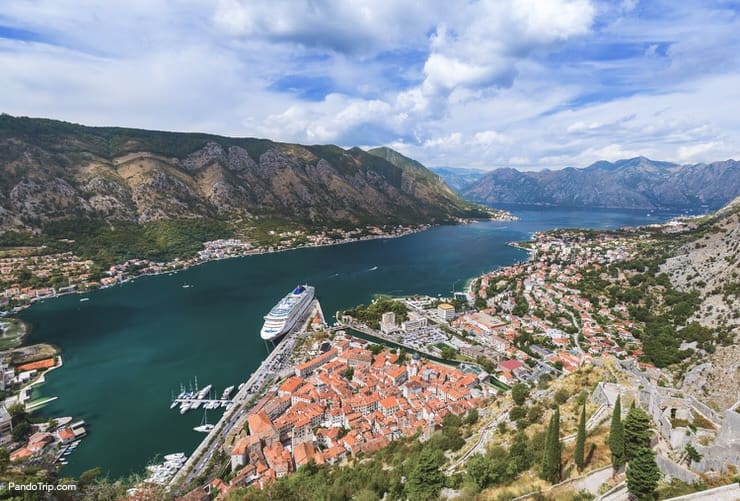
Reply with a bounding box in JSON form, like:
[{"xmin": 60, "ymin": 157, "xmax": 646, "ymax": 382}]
[
  {"xmin": 434, "ymin": 157, "xmax": 739, "ymax": 210},
  {"xmin": 0, "ymin": 114, "xmax": 490, "ymax": 236}
]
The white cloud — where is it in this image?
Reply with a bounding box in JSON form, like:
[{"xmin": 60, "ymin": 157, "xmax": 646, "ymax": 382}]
[
  {"xmin": 473, "ymin": 131, "xmax": 509, "ymax": 145},
  {"xmin": 677, "ymin": 142, "xmax": 721, "ymax": 162},
  {"xmin": 0, "ymin": 0, "xmax": 737, "ymax": 171}
]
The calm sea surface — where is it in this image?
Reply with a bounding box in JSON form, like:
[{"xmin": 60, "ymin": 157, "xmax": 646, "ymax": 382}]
[{"xmin": 20, "ymin": 206, "xmax": 681, "ymax": 477}]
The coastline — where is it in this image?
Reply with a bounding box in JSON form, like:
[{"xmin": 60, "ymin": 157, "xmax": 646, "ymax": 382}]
[
  {"xmin": 6, "ymin": 215, "xmax": 517, "ymax": 315},
  {"xmin": 5, "ymin": 224, "xmax": 429, "ymax": 315}
]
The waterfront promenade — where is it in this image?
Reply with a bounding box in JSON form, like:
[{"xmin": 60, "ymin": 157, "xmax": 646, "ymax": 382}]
[{"xmin": 169, "ymin": 300, "xmax": 324, "ymax": 490}]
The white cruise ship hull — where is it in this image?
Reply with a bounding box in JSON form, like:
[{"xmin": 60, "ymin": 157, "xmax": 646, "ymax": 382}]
[{"xmin": 260, "ymin": 285, "xmax": 315, "ymax": 341}]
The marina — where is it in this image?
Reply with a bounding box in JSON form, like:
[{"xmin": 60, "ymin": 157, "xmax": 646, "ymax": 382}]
[
  {"xmin": 140, "ymin": 452, "xmax": 188, "ymax": 486},
  {"xmin": 170, "ymin": 382, "xmax": 237, "ymax": 414}
]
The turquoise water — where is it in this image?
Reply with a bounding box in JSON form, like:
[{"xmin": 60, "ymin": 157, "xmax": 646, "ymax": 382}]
[{"xmin": 20, "ymin": 206, "xmax": 679, "ymax": 478}]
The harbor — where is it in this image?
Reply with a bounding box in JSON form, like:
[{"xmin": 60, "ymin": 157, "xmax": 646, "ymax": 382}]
[
  {"xmin": 170, "ymin": 382, "xmax": 236, "ymax": 414},
  {"xmin": 168, "ymin": 297, "xmax": 326, "ymax": 489}
]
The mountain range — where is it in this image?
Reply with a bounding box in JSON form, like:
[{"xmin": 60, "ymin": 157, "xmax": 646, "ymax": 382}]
[
  {"xmin": 428, "ymin": 166, "xmax": 487, "ymax": 193},
  {"xmin": 435, "ymin": 157, "xmax": 739, "ymax": 210},
  {"xmin": 0, "ymin": 115, "xmax": 488, "ymax": 235}
]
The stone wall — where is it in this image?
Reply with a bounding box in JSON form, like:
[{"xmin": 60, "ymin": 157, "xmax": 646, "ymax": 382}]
[
  {"xmin": 716, "ymin": 409, "xmax": 740, "ymax": 445},
  {"xmin": 664, "ymin": 483, "xmax": 740, "ymax": 500},
  {"xmin": 656, "ymin": 454, "xmax": 700, "ymax": 484},
  {"xmin": 689, "ymin": 396, "xmax": 723, "ymax": 425}
]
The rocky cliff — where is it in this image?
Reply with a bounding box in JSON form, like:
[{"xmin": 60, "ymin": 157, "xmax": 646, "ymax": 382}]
[
  {"xmin": 0, "ymin": 115, "xmax": 487, "ymax": 234},
  {"xmin": 663, "ymin": 198, "xmax": 740, "ymax": 409}
]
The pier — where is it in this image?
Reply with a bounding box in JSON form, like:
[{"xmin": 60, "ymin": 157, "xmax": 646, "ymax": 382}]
[{"xmin": 171, "ymin": 398, "xmax": 233, "ymax": 412}]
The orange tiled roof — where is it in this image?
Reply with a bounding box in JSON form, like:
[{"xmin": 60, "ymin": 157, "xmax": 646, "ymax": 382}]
[{"xmin": 16, "ymin": 357, "xmax": 56, "ymax": 371}]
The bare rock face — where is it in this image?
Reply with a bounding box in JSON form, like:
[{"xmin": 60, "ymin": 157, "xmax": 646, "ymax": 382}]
[
  {"xmin": 665, "ymin": 198, "xmax": 740, "ymax": 410},
  {"xmin": 80, "ymin": 175, "xmax": 137, "ymax": 221},
  {"xmin": 181, "ymin": 141, "xmax": 226, "ymax": 171},
  {"xmin": 0, "ymin": 114, "xmax": 478, "ymax": 232},
  {"xmin": 9, "ymin": 178, "xmax": 92, "ymax": 222},
  {"xmin": 226, "ymin": 146, "xmax": 258, "ymax": 172}
]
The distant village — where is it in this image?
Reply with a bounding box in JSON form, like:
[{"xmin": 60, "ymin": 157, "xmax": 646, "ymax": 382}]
[{"xmin": 0, "ymin": 224, "xmax": 430, "ymax": 312}]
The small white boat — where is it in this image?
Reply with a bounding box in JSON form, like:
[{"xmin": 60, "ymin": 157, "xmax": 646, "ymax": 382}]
[
  {"xmin": 179, "ymin": 402, "xmax": 190, "ymax": 414},
  {"xmin": 80, "ymin": 298, "xmax": 90, "ymax": 302},
  {"xmin": 182, "ymin": 284, "xmax": 192, "ymax": 289},
  {"xmin": 194, "ymin": 409, "xmax": 214, "ymax": 433}
]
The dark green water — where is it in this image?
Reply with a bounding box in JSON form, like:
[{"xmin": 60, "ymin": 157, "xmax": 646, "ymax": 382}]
[{"xmin": 20, "ymin": 206, "xmax": 679, "ymax": 478}]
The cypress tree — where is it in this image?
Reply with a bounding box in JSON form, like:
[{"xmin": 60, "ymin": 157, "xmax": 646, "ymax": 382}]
[
  {"xmin": 608, "ymin": 395, "xmax": 625, "ymax": 470},
  {"xmin": 540, "ymin": 407, "xmax": 561, "ymax": 483},
  {"xmin": 624, "ymin": 406, "xmax": 652, "ymax": 461},
  {"xmin": 574, "ymin": 402, "xmax": 586, "ymax": 472},
  {"xmin": 540, "ymin": 411, "xmax": 554, "ymax": 481},
  {"xmin": 626, "ymin": 447, "xmax": 661, "ymax": 501}
]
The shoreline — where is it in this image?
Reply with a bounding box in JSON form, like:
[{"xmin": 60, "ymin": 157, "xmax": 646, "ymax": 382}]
[
  {"xmin": 5, "ymin": 224, "xmax": 430, "ymax": 315},
  {"xmin": 7, "ymin": 216, "xmax": 517, "ymax": 315}
]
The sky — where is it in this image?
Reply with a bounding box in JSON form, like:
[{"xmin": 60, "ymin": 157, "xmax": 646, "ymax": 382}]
[{"xmin": 1, "ymin": 0, "xmax": 739, "ymax": 170}]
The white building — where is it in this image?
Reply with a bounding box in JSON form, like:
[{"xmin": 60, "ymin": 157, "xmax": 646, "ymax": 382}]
[
  {"xmin": 401, "ymin": 312, "xmax": 428, "ymax": 332},
  {"xmin": 437, "ymin": 303, "xmax": 456, "ymax": 321},
  {"xmin": 380, "ymin": 311, "xmax": 397, "ymax": 334},
  {"xmin": 0, "ymin": 405, "xmax": 12, "ymax": 446},
  {"xmin": 0, "ymin": 360, "xmax": 14, "ymax": 391}
]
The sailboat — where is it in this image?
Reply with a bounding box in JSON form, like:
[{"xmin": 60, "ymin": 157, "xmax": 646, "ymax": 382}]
[{"xmin": 194, "ymin": 408, "xmax": 215, "ymax": 433}]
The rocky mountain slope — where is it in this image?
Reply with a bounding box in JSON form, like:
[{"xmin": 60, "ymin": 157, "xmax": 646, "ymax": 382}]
[
  {"xmin": 458, "ymin": 157, "xmax": 740, "ymax": 210},
  {"xmin": 663, "ymin": 198, "xmax": 740, "ymax": 409},
  {"xmin": 0, "ymin": 115, "xmax": 487, "ymax": 234}
]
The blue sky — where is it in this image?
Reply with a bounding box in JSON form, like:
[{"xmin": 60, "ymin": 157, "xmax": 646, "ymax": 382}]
[{"xmin": 0, "ymin": 0, "xmax": 738, "ymax": 170}]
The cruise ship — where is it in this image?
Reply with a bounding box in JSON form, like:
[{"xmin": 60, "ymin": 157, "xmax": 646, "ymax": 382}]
[{"xmin": 260, "ymin": 285, "xmax": 315, "ymax": 341}]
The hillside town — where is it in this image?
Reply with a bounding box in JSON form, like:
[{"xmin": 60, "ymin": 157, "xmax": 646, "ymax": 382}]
[{"xmin": 221, "ymin": 335, "xmax": 486, "ymax": 491}]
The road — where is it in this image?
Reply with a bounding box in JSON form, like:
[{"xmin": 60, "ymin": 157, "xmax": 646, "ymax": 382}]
[{"xmin": 446, "ymin": 407, "xmax": 510, "ymax": 473}]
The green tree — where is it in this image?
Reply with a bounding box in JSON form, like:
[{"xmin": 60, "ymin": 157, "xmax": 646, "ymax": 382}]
[
  {"xmin": 511, "ymin": 383, "xmax": 529, "ymax": 406},
  {"xmin": 0, "ymin": 447, "xmax": 9, "ymax": 474},
  {"xmin": 626, "ymin": 447, "xmax": 661, "ymax": 500},
  {"xmin": 685, "ymin": 444, "xmax": 702, "ymax": 465},
  {"xmin": 474, "ymin": 296, "xmax": 487, "ymax": 310},
  {"xmin": 406, "ymin": 448, "xmax": 444, "ymax": 501},
  {"xmin": 553, "ymin": 388, "xmax": 570, "ymax": 405},
  {"xmin": 465, "ymin": 408, "xmax": 479, "ymax": 426},
  {"xmin": 540, "ymin": 407, "xmax": 561, "ymax": 483},
  {"xmin": 609, "ymin": 395, "xmax": 625, "ymax": 470},
  {"xmin": 624, "ymin": 407, "xmax": 652, "ymax": 460},
  {"xmin": 78, "ymin": 467, "xmax": 103, "ymax": 491},
  {"xmin": 574, "ymin": 403, "xmax": 587, "ymax": 472},
  {"xmin": 509, "ymin": 432, "xmax": 532, "ymax": 473},
  {"xmin": 466, "ymin": 453, "xmax": 494, "ymax": 489},
  {"xmin": 11, "ymin": 421, "xmax": 31, "ymax": 441}
]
